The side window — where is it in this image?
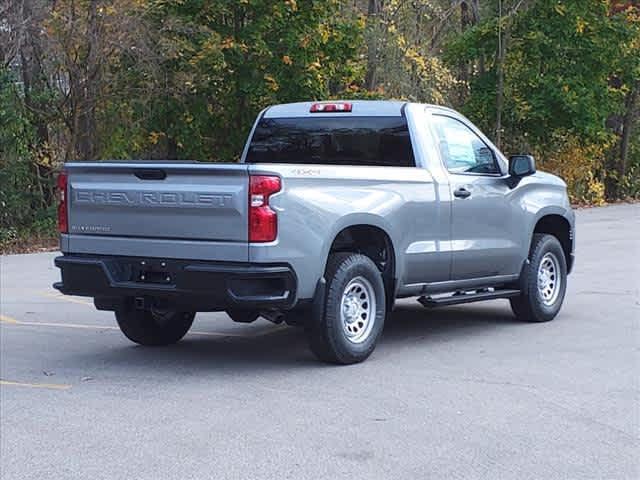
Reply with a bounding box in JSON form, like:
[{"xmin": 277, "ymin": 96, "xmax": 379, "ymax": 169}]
[{"xmin": 432, "ymin": 115, "xmax": 500, "ymax": 175}]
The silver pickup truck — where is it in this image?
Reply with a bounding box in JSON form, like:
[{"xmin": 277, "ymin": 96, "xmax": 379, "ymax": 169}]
[{"xmin": 54, "ymin": 100, "xmax": 575, "ymax": 364}]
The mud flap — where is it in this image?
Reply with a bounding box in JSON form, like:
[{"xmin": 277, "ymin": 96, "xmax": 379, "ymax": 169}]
[{"xmin": 309, "ymin": 277, "xmax": 327, "ymax": 330}]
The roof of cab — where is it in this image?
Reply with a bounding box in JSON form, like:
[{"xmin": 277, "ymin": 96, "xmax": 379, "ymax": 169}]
[{"xmin": 264, "ymin": 100, "xmax": 407, "ymax": 118}]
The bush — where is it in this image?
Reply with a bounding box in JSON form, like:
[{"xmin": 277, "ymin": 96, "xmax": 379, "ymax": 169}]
[
  {"xmin": 0, "ymin": 69, "xmax": 57, "ymax": 252},
  {"xmin": 534, "ymin": 134, "xmax": 610, "ymax": 205},
  {"xmin": 617, "ymin": 138, "xmax": 640, "ymax": 200}
]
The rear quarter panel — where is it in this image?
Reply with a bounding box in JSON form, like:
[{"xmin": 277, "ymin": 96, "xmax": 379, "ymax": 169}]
[{"xmin": 248, "ymin": 164, "xmax": 438, "ymax": 300}]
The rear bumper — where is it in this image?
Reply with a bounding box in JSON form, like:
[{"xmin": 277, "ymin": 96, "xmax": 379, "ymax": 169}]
[{"xmin": 53, "ymin": 254, "xmax": 297, "ymax": 311}]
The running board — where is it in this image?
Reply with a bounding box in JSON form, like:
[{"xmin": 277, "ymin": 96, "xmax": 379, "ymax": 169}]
[{"xmin": 418, "ymin": 289, "xmax": 521, "ymax": 308}]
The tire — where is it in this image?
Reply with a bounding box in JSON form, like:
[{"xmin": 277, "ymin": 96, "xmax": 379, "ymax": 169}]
[
  {"xmin": 115, "ymin": 305, "xmax": 195, "ymax": 346},
  {"xmin": 307, "ymin": 253, "xmax": 386, "ymax": 364},
  {"xmin": 510, "ymin": 233, "xmax": 567, "ymax": 322}
]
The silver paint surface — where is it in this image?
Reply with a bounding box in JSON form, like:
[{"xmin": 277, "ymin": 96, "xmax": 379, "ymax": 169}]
[{"xmin": 61, "ymin": 101, "xmax": 575, "ymax": 301}]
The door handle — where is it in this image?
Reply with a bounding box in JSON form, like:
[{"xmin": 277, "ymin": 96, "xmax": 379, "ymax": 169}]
[{"xmin": 453, "ymin": 187, "xmax": 471, "ymax": 199}]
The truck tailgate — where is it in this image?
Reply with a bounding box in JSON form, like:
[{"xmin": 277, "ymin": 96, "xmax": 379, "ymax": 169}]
[{"xmin": 64, "ymin": 162, "xmax": 249, "ymax": 261}]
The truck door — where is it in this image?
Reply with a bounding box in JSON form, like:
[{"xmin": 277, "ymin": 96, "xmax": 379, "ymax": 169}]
[{"xmin": 431, "ymin": 114, "xmax": 522, "ymax": 280}]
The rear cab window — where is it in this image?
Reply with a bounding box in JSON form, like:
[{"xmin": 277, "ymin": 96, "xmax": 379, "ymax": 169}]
[{"xmin": 245, "ymin": 115, "xmax": 416, "ymax": 167}]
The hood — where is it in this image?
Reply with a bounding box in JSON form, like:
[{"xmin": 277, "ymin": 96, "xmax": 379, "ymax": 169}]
[{"xmin": 534, "ymin": 170, "xmax": 567, "ymax": 188}]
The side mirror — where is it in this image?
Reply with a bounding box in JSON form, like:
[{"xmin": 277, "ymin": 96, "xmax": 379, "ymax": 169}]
[{"xmin": 509, "ymin": 154, "xmax": 536, "ymax": 177}]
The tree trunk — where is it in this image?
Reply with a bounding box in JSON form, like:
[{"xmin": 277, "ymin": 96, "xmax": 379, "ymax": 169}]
[
  {"xmin": 495, "ymin": 35, "xmax": 506, "ymax": 148},
  {"xmin": 620, "ymin": 80, "xmax": 639, "ymax": 177},
  {"xmin": 459, "ymin": 1, "xmax": 471, "ymax": 89},
  {"xmin": 364, "ymin": 0, "xmax": 383, "ymax": 91},
  {"xmin": 458, "ymin": 1, "xmax": 481, "ymax": 104},
  {"xmin": 20, "ymin": 0, "xmax": 49, "ymax": 145},
  {"xmin": 471, "ymin": 1, "xmax": 484, "ymax": 75},
  {"xmin": 470, "ymin": 0, "xmax": 481, "ymax": 23},
  {"xmin": 495, "ymin": 2, "xmax": 510, "ymax": 148},
  {"xmin": 20, "ymin": 0, "xmax": 54, "ymax": 207},
  {"xmin": 76, "ymin": 0, "xmax": 100, "ymax": 160}
]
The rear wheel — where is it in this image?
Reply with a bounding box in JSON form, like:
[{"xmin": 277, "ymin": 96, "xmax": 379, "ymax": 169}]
[
  {"xmin": 115, "ymin": 305, "xmax": 194, "ymax": 346},
  {"xmin": 510, "ymin": 233, "xmax": 567, "ymax": 322},
  {"xmin": 307, "ymin": 253, "xmax": 386, "ymax": 364}
]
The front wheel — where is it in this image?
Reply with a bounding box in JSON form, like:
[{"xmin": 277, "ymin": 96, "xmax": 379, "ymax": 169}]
[
  {"xmin": 307, "ymin": 253, "xmax": 386, "ymax": 364},
  {"xmin": 510, "ymin": 233, "xmax": 567, "ymax": 322},
  {"xmin": 115, "ymin": 305, "xmax": 195, "ymax": 346}
]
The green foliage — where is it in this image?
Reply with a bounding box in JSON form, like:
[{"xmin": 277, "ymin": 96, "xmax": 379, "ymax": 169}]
[
  {"xmin": 447, "ymin": 1, "xmax": 624, "ymax": 145},
  {"xmin": 443, "ymin": 0, "xmax": 639, "ymax": 201},
  {"xmin": 533, "ymin": 132, "xmax": 610, "ymax": 205},
  {"xmin": 1, "ymin": 0, "xmax": 638, "ymax": 252},
  {"xmin": 0, "ymin": 70, "xmax": 36, "ymax": 227},
  {"xmin": 360, "ymin": 0, "xmax": 461, "ymax": 103},
  {"xmin": 0, "ymin": 68, "xmax": 58, "ymax": 250},
  {"xmin": 103, "ymin": 0, "xmax": 363, "ymax": 162}
]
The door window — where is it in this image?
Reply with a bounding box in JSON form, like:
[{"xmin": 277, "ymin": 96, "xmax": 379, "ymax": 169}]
[{"xmin": 432, "ymin": 115, "xmax": 500, "ymax": 175}]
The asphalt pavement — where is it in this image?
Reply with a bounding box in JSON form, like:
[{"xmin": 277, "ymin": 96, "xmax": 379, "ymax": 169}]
[{"xmin": 1, "ymin": 203, "xmax": 639, "ymax": 479}]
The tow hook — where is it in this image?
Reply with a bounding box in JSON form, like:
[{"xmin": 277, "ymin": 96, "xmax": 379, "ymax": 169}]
[{"xmin": 134, "ymin": 297, "xmax": 146, "ymax": 310}]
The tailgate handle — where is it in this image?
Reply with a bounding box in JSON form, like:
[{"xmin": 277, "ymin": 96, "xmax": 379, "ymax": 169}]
[{"xmin": 134, "ymin": 169, "xmax": 166, "ymax": 180}]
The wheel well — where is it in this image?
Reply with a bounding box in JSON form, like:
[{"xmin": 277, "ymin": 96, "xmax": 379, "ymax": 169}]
[
  {"xmin": 328, "ymin": 225, "xmax": 396, "ymax": 302},
  {"xmin": 533, "ymin": 215, "xmax": 572, "ymax": 268}
]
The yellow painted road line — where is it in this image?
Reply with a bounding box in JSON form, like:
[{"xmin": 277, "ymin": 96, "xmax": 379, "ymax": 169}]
[
  {"xmin": 1, "ymin": 314, "xmax": 118, "ymax": 331},
  {"xmin": 42, "ymin": 292, "xmax": 93, "ymax": 306},
  {"xmin": 0, "ymin": 314, "xmax": 20, "ymax": 324},
  {"xmin": 15, "ymin": 320, "xmax": 119, "ymax": 331},
  {"xmin": 1, "ymin": 380, "xmax": 72, "ymax": 391},
  {"xmin": 17, "ymin": 294, "xmax": 290, "ymax": 338},
  {"xmin": 1, "ymin": 317, "xmax": 227, "ymax": 335},
  {"xmin": 190, "ymin": 330, "xmax": 253, "ymax": 337},
  {"xmin": 1, "ymin": 314, "xmax": 272, "ymax": 337}
]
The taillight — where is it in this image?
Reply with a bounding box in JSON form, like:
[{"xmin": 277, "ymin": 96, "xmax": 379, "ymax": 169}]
[
  {"xmin": 57, "ymin": 171, "xmax": 68, "ymax": 233},
  {"xmin": 310, "ymin": 102, "xmax": 352, "ymax": 113},
  {"xmin": 249, "ymin": 175, "xmax": 281, "ymax": 242}
]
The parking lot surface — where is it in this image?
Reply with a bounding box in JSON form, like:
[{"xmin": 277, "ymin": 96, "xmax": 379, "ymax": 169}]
[{"xmin": 1, "ymin": 204, "xmax": 639, "ymax": 480}]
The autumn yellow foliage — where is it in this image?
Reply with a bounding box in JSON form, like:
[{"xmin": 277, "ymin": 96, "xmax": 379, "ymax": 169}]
[{"xmin": 536, "ymin": 135, "xmax": 609, "ymax": 205}]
